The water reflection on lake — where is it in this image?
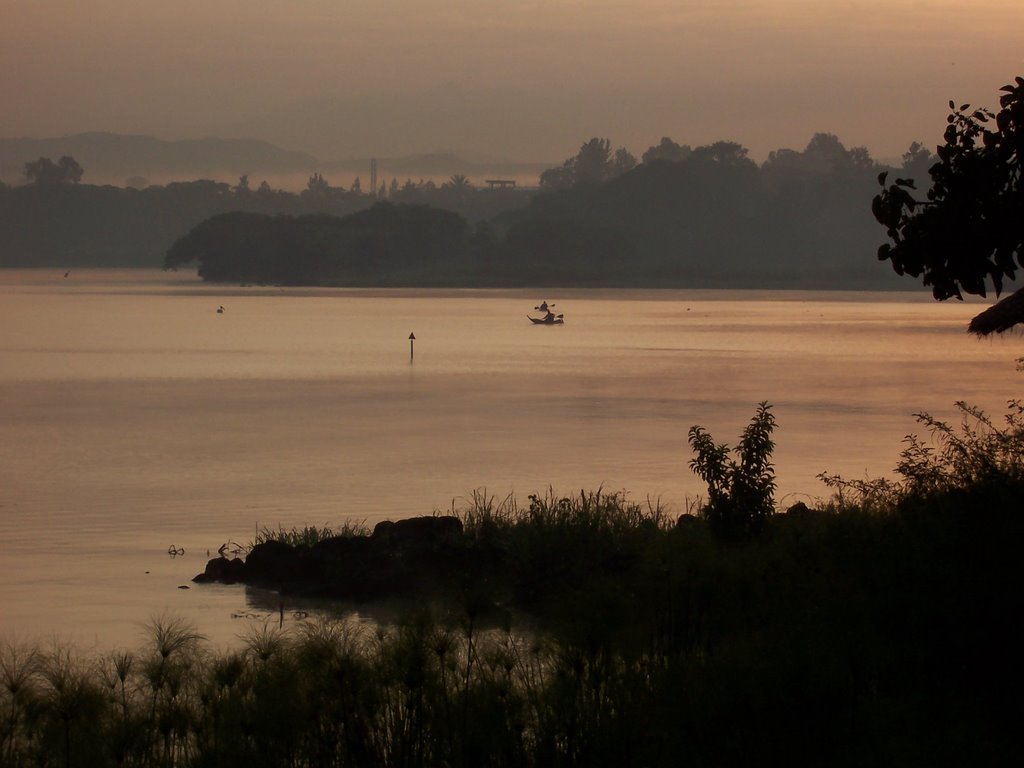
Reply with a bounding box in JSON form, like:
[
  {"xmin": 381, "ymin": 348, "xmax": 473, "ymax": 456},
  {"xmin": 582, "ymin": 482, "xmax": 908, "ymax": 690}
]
[{"xmin": 0, "ymin": 269, "xmax": 1018, "ymax": 649}]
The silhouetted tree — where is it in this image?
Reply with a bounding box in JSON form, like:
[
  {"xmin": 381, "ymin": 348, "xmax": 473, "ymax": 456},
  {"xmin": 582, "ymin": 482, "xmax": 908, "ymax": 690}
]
[
  {"xmin": 612, "ymin": 148, "xmax": 638, "ymax": 176},
  {"xmin": 847, "ymin": 145, "xmax": 875, "ymax": 169},
  {"xmin": 802, "ymin": 133, "xmax": 851, "ymax": 173},
  {"xmin": 25, "ymin": 155, "xmax": 84, "ymax": 185},
  {"xmin": 163, "ymin": 203, "xmax": 472, "ymax": 285},
  {"xmin": 690, "ymin": 140, "xmax": 753, "ymax": 167},
  {"xmin": 873, "ymin": 76, "xmax": 1024, "ymax": 301},
  {"xmin": 234, "ymin": 174, "xmax": 250, "ymax": 195},
  {"xmin": 59, "ymin": 155, "xmax": 84, "ymax": 183},
  {"xmin": 641, "ymin": 137, "xmax": 692, "ymax": 164},
  {"xmin": 575, "ymin": 138, "xmax": 613, "ymax": 184},
  {"xmin": 900, "ymin": 141, "xmax": 938, "ymax": 185},
  {"xmin": 761, "ymin": 147, "xmax": 803, "ymax": 176},
  {"xmin": 304, "ymin": 172, "xmax": 330, "ymax": 196},
  {"xmin": 442, "ymin": 174, "xmax": 472, "ymax": 192},
  {"xmin": 538, "ymin": 163, "xmax": 574, "ymax": 190},
  {"xmin": 539, "ymin": 137, "xmax": 637, "ymax": 189},
  {"xmin": 763, "ymin": 136, "xmax": 870, "ymax": 178}
]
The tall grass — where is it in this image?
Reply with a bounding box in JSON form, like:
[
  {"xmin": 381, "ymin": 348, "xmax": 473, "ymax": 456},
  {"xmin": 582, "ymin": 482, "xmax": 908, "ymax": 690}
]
[
  {"xmin": 250, "ymin": 518, "xmax": 370, "ymax": 549},
  {"xmin": 0, "ymin": 614, "xmax": 567, "ymax": 767}
]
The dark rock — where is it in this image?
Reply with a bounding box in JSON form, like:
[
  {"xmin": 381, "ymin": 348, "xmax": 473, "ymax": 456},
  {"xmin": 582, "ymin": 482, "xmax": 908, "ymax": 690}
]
[
  {"xmin": 372, "ymin": 515, "xmax": 463, "ymax": 546},
  {"xmin": 675, "ymin": 513, "xmax": 702, "ymax": 529},
  {"xmin": 193, "ymin": 556, "xmax": 247, "ymax": 584},
  {"xmin": 784, "ymin": 501, "xmax": 814, "ymax": 517},
  {"xmin": 193, "ymin": 515, "xmax": 472, "ymax": 603},
  {"xmin": 244, "ymin": 541, "xmax": 302, "ymax": 586}
]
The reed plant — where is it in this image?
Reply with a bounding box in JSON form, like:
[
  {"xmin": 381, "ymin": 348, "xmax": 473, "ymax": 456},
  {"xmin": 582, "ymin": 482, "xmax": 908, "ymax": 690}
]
[
  {"xmin": 1, "ymin": 639, "xmax": 40, "ymax": 768},
  {"xmin": 250, "ymin": 518, "xmax": 370, "ymax": 549},
  {"xmin": 458, "ymin": 487, "xmax": 671, "ymax": 538}
]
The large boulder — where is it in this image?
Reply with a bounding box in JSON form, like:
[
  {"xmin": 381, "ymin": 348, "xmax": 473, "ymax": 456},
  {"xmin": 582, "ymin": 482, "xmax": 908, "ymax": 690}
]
[
  {"xmin": 244, "ymin": 540, "xmax": 304, "ymax": 586},
  {"xmin": 193, "ymin": 515, "xmax": 470, "ymax": 601},
  {"xmin": 193, "ymin": 556, "xmax": 246, "ymax": 584},
  {"xmin": 372, "ymin": 515, "xmax": 463, "ymax": 547}
]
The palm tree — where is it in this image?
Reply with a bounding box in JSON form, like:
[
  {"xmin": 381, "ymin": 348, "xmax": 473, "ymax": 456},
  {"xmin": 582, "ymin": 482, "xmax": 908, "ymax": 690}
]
[{"xmin": 443, "ymin": 174, "xmax": 473, "ymax": 193}]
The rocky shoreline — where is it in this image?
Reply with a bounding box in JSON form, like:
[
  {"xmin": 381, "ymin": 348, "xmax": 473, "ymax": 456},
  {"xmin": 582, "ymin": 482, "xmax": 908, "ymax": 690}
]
[{"xmin": 194, "ymin": 515, "xmax": 504, "ymax": 603}]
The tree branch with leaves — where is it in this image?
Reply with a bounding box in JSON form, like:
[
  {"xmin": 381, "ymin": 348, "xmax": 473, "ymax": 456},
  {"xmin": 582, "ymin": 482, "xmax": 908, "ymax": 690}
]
[{"xmin": 873, "ymin": 76, "xmax": 1023, "ymax": 304}]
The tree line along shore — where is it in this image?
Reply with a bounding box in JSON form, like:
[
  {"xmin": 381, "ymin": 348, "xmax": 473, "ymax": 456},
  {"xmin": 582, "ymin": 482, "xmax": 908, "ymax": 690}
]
[{"xmin": 2, "ymin": 132, "xmax": 921, "ymax": 290}]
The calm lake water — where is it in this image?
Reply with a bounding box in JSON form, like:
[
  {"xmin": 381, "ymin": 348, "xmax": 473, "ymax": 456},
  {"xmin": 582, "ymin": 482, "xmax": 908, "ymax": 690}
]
[{"xmin": 1, "ymin": 269, "xmax": 1020, "ymax": 651}]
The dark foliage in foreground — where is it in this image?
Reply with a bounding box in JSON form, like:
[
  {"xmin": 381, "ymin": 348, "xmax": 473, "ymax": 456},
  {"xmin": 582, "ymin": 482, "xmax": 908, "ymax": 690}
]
[
  {"xmin": 874, "ymin": 76, "xmax": 1023, "ymax": 302},
  {"xmin": 3, "ymin": 404, "xmax": 1022, "ymax": 766}
]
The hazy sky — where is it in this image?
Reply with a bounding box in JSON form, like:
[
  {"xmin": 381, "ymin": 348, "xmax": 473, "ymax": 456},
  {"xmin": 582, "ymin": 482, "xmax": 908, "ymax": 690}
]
[{"xmin": 3, "ymin": 0, "xmax": 1023, "ymax": 162}]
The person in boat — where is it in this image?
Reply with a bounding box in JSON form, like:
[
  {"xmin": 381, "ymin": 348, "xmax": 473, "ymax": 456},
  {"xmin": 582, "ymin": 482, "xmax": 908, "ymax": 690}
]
[
  {"xmin": 537, "ymin": 301, "xmax": 552, "ymax": 313},
  {"xmin": 544, "ymin": 309, "xmax": 555, "ymax": 322}
]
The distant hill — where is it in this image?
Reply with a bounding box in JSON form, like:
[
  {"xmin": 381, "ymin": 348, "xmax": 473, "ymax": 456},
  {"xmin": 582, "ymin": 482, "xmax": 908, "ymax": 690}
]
[{"xmin": 0, "ymin": 132, "xmax": 319, "ymax": 187}]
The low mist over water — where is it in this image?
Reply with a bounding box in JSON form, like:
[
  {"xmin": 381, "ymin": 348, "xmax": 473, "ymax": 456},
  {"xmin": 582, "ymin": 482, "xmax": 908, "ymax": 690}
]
[{"xmin": 0, "ymin": 270, "xmax": 1018, "ymax": 648}]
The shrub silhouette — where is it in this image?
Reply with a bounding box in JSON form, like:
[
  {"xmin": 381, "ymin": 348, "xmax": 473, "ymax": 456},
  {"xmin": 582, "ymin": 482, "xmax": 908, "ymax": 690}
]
[
  {"xmin": 688, "ymin": 401, "xmax": 777, "ymax": 539},
  {"xmin": 819, "ymin": 399, "xmax": 1024, "ymax": 506}
]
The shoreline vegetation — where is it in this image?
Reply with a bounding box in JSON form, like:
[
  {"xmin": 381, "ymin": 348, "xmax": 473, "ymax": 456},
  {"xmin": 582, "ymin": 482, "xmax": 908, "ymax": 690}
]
[{"xmin": 3, "ymin": 402, "xmax": 1022, "ymax": 766}]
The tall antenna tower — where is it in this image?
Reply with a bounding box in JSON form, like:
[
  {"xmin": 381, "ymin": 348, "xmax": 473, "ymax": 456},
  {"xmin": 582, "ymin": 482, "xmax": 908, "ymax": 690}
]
[{"xmin": 370, "ymin": 158, "xmax": 378, "ymax": 199}]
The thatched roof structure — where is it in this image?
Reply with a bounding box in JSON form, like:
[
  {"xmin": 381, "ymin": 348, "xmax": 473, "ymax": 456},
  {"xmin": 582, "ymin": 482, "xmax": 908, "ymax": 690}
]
[{"xmin": 968, "ymin": 287, "xmax": 1024, "ymax": 336}]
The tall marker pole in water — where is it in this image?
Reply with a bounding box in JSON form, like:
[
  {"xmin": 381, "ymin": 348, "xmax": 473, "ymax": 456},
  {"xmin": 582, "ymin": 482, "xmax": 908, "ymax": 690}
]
[{"xmin": 409, "ymin": 332, "xmax": 416, "ymax": 362}]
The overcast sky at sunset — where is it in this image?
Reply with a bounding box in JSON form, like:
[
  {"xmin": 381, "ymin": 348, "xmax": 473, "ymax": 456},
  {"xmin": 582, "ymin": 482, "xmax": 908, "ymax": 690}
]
[{"xmin": 3, "ymin": 0, "xmax": 1022, "ymax": 162}]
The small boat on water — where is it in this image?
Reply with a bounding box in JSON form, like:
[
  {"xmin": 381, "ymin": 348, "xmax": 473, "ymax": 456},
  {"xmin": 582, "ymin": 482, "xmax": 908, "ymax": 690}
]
[
  {"xmin": 529, "ymin": 314, "xmax": 564, "ymax": 325},
  {"xmin": 528, "ymin": 300, "xmax": 564, "ymax": 325}
]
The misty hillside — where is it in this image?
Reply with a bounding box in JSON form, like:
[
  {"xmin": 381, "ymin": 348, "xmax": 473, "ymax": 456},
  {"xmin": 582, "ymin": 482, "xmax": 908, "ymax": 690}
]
[{"xmin": 0, "ymin": 133, "xmax": 319, "ymax": 187}]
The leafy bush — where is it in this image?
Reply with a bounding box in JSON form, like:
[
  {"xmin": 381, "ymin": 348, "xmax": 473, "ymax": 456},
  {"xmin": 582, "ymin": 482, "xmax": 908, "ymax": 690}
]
[
  {"xmin": 688, "ymin": 401, "xmax": 777, "ymax": 539},
  {"xmin": 819, "ymin": 399, "xmax": 1024, "ymax": 507}
]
